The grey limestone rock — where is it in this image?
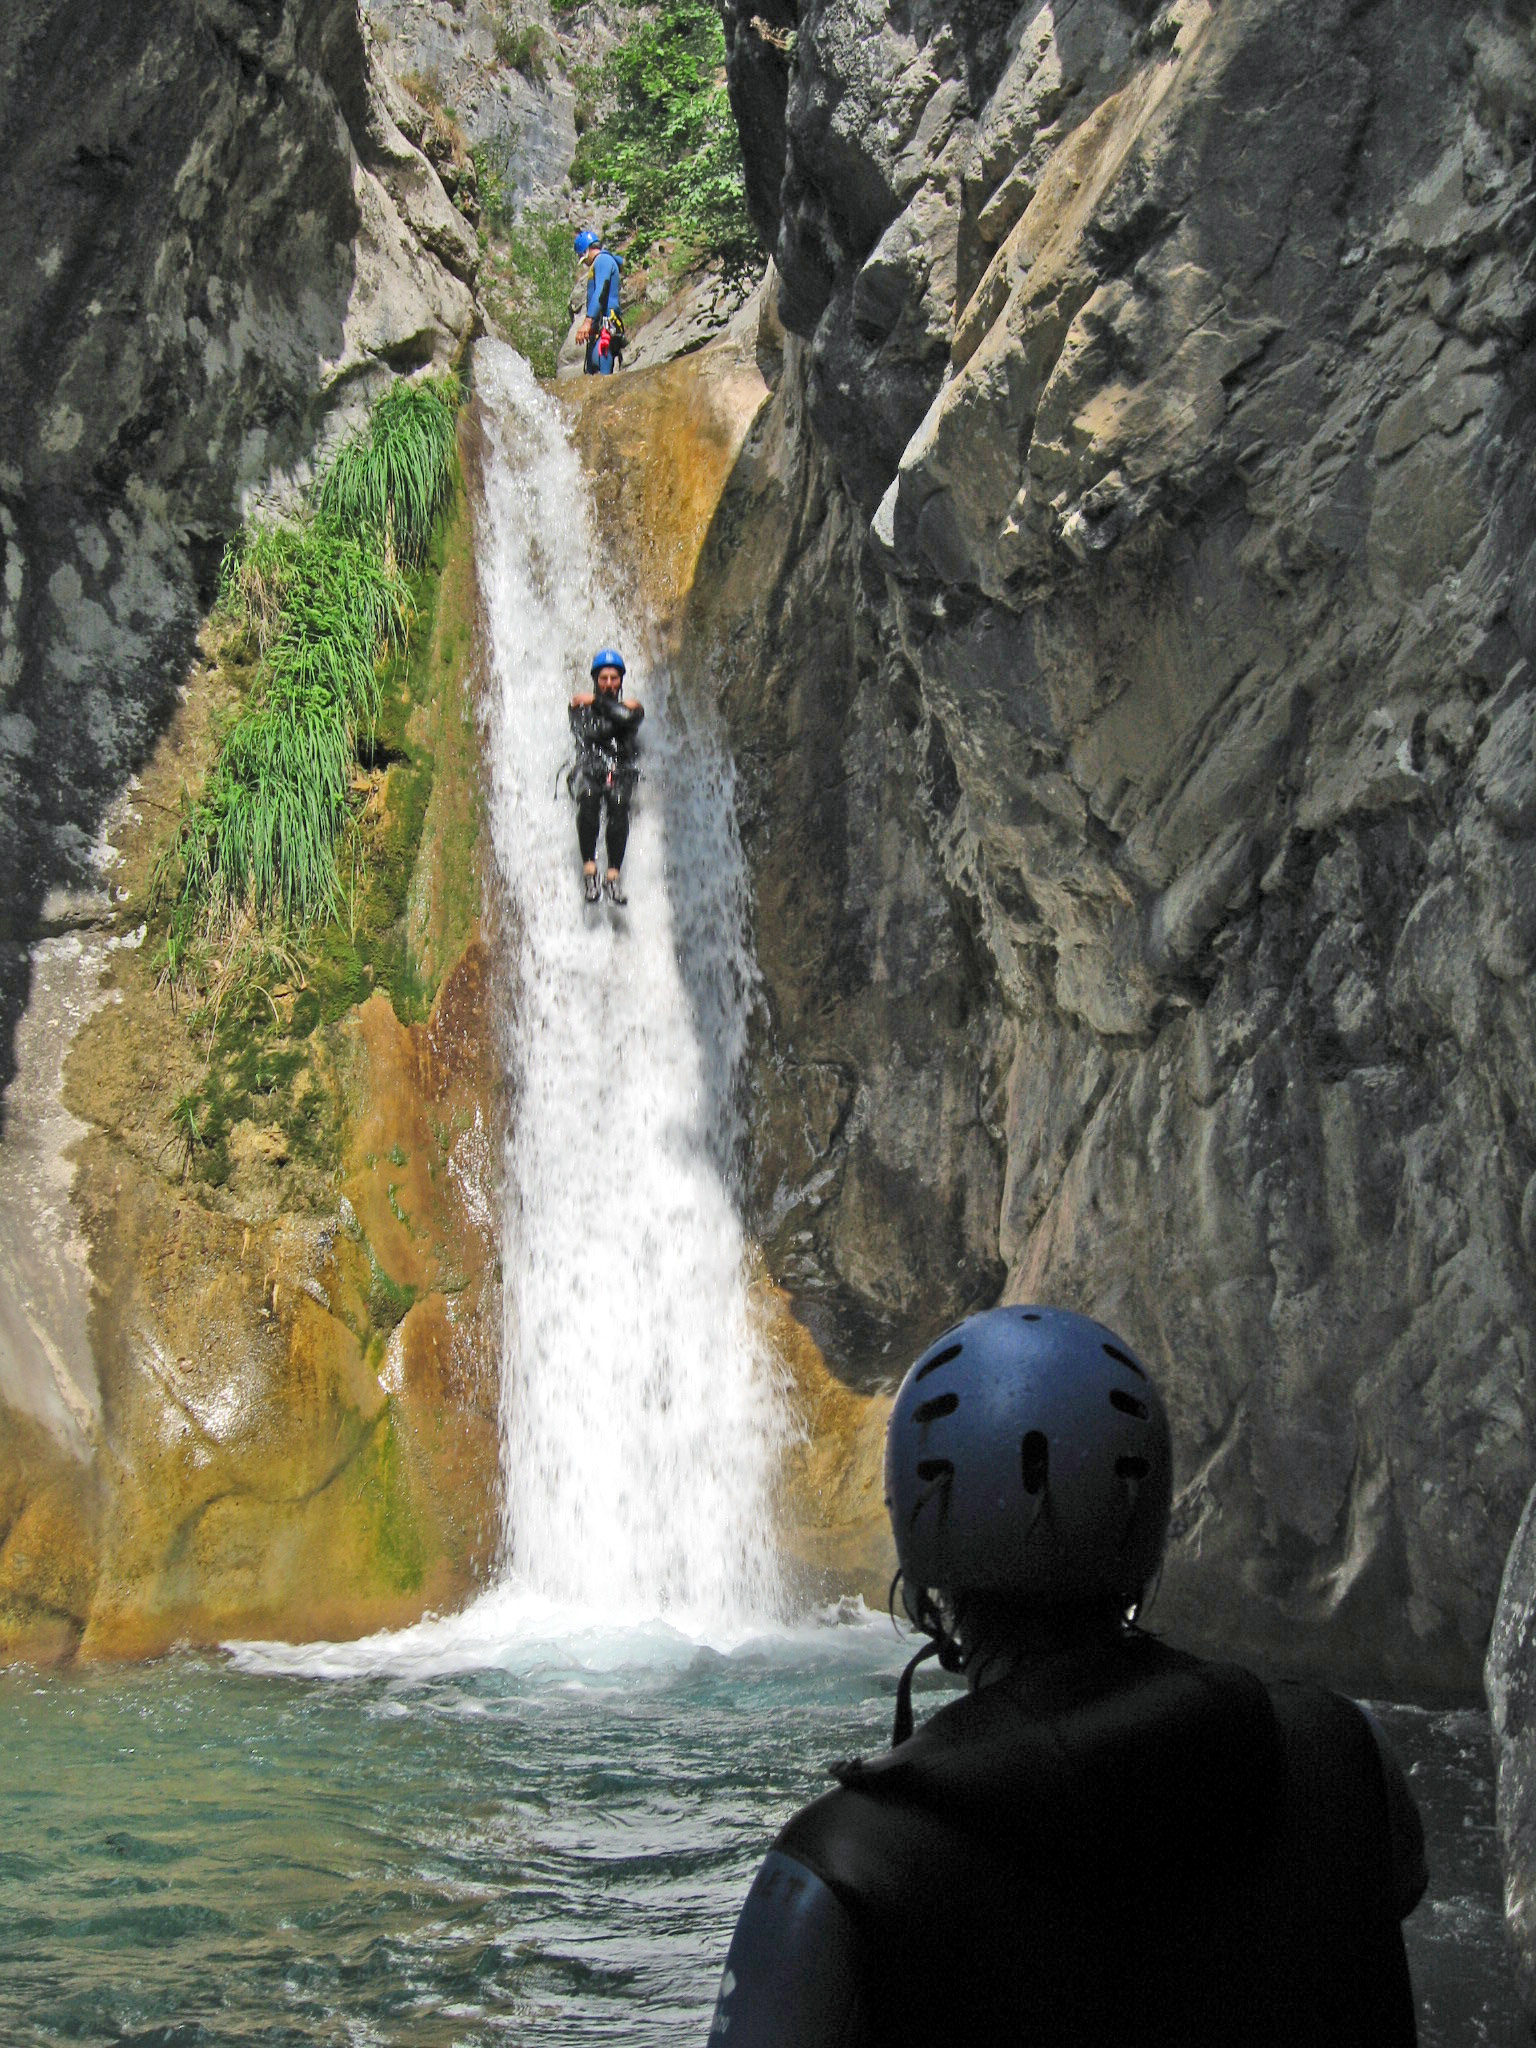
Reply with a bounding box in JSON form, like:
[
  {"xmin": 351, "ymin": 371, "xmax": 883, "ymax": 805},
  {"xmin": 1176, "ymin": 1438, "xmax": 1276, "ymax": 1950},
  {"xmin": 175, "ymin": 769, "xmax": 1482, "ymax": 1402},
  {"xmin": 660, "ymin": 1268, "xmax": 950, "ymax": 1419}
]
[
  {"xmin": 0, "ymin": 0, "xmax": 475, "ymax": 1114},
  {"xmin": 688, "ymin": 332, "xmax": 1009, "ymax": 1379},
  {"xmin": 725, "ymin": 0, "xmax": 1536, "ymax": 1698},
  {"xmin": 362, "ymin": 0, "xmax": 581, "ymax": 217}
]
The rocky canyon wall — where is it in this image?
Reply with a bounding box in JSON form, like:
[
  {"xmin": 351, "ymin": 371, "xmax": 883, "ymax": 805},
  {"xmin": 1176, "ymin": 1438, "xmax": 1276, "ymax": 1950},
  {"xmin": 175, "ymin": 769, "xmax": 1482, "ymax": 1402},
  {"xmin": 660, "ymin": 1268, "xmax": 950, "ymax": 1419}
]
[
  {"xmin": 722, "ymin": 0, "xmax": 1536, "ymax": 1700},
  {"xmin": 0, "ymin": 0, "xmax": 476, "ymax": 1106},
  {"xmin": 0, "ymin": 0, "xmax": 494, "ymax": 1659}
]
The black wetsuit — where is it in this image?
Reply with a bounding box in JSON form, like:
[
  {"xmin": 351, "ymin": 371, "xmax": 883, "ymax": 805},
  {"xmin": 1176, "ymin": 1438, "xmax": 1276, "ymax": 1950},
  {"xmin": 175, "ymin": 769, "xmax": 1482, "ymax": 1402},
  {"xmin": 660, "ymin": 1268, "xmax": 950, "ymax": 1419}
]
[
  {"xmin": 709, "ymin": 1636, "xmax": 1426, "ymax": 2047},
  {"xmin": 569, "ymin": 693, "xmax": 643, "ymax": 870}
]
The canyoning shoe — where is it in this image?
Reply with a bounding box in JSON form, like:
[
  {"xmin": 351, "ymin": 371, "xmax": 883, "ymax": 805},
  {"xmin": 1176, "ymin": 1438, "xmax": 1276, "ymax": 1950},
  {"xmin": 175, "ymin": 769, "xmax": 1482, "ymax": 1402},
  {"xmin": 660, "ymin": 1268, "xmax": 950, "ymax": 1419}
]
[
  {"xmin": 603, "ymin": 875, "xmax": 627, "ymax": 906},
  {"xmin": 583, "ymin": 870, "xmax": 601, "ymax": 904}
]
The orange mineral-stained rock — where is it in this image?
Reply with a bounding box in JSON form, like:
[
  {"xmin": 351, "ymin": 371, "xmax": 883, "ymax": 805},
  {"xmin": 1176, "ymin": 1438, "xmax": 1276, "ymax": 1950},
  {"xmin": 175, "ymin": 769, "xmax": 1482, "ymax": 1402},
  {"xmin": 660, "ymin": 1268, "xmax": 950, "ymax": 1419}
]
[
  {"xmin": 52, "ymin": 928, "xmax": 505, "ymax": 1663},
  {"xmin": 751, "ymin": 1274, "xmax": 896, "ymax": 1610},
  {"xmin": 561, "ymin": 294, "xmax": 777, "ymax": 649},
  {"xmin": 338, "ymin": 936, "xmax": 499, "ymax": 1308},
  {"xmin": 0, "ymin": 1411, "xmax": 99, "ymax": 1666},
  {"xmin": 380, "ymin": 1287, "xmax": 501, "ymax": 1590}
]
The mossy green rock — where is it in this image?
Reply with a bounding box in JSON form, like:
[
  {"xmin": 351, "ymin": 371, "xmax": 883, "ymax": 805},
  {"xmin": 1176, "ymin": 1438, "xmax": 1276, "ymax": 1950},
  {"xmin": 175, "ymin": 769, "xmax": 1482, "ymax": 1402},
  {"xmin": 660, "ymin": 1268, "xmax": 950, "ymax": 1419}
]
[
  {"xmin": 66, "ymin": 935, "xmax": 501, "ymax": 1661},
  {"xmin": 0, "ymin": 463, "xmax": 499, "ymax": 1665}
]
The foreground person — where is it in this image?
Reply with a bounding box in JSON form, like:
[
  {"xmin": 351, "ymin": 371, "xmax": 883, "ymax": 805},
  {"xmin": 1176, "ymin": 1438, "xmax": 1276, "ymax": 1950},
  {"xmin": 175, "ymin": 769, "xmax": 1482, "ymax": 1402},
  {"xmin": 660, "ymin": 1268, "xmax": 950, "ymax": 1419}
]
[
  {"xmin": 568, "ymin": 648, "xmax": 643, "ymax": 904},
  {"xmin": 709, "ymin": 1306, "xmax": 1427, "ymax": 2046}
]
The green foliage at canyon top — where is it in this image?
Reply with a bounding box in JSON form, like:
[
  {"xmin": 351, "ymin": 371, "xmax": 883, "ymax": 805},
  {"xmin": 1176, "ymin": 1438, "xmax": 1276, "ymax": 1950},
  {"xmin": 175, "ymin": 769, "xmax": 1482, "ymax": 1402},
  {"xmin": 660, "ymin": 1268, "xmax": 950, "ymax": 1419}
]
[{"xmin": 572, "ymin": 0, "xmax": 755, "ymax": 266}]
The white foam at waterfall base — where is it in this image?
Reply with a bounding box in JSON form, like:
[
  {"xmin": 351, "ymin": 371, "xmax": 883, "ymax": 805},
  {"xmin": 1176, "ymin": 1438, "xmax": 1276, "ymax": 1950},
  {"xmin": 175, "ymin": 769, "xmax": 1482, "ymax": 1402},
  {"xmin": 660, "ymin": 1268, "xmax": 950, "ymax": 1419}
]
[{"xmin": 233, "ymin": 341, "xmax": 796, "ymax": 1681}]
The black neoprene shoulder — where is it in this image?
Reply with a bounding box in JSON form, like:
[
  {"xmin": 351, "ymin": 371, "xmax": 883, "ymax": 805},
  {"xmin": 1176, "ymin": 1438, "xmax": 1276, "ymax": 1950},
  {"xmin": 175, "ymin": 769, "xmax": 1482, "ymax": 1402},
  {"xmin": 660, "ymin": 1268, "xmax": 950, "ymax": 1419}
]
[{"xmin": 710, "ymin": 1641, "xmax": 1422, "ymax": 2048}]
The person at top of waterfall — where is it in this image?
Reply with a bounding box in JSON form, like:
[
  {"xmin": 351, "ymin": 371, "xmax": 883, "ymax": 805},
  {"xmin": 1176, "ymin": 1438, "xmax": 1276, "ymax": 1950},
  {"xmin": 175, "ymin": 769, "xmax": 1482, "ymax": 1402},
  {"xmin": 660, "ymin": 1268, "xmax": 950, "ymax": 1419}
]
[
  {"xmin": 569, "ymin": 649, "xmax": 643, "ymax": 905},
  {"xmin": 574, "ymin": 230, "xmax": 622, "ymax": 376},
  {"xmin": 708, "ymin": 1306, "xmax": 1428, "ymax": 2048}
]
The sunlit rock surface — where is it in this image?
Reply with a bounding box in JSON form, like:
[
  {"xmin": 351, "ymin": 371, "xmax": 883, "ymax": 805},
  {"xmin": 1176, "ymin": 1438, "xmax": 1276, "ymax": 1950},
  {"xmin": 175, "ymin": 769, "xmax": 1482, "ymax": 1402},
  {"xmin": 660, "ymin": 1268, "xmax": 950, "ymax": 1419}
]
[
  {"xmin": 363, "ymin": 0, "xmax": 583, "ymax": 214},
  {"xmin": 724, "ymin": 0, "xmax": 1536, "ymax": 1700},
  {"xmin": 0, "ymin": 559, "xmax": 502, "ymax": 1662},
  {"xmin": 66, "ymin": 944, "xmax": 502, "ymax": 1660}
]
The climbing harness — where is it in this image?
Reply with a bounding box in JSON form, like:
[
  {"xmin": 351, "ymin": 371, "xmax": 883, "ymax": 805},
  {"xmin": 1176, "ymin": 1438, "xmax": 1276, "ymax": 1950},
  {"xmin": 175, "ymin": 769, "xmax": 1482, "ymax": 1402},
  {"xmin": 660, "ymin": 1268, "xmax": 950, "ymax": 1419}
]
[
  {"xmin": 597, "ymin": 312, "xmax": 626, "ymax": 367},
  {"xmin": 561, "ymin": 739, "xmax": 640, "ymax": 801}
]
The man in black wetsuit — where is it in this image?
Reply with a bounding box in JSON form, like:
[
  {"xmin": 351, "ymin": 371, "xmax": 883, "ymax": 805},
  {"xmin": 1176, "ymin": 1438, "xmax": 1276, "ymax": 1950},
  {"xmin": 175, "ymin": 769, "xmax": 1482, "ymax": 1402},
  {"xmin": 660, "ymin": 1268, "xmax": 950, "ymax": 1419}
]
[
  {"xmin": 569, "ymin": 648, "xmax": 643, "ymax": 904},
  {"xmin": 709, "ymin": 1306, "xmax": 1428, "ymax": 2047}
]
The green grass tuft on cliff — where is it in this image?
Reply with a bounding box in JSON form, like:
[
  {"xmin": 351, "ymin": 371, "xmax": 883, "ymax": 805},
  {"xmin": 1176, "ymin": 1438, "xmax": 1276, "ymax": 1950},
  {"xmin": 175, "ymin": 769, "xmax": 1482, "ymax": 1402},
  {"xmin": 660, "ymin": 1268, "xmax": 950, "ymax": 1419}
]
[
  {"xmin": 477, "ymin": 206, "xmax": 576, "ymax": 379},
  {"xmin": 218, "ymin": 518, "xmax": 408, "ymax": 678},
  {"xmin": 154, "ymin": 478, "xmax": 483, "ymax": 1198},
  {"xmin": 154, "ymin": 376, "xmax": 461, "ymax": 975},
  {"xmin": 165, "ymin": 685, "xmax": 353, "ymax": 944},
  {"xmin": 314, "ymin": 375, "xmax": 461, "ymax": 572},
  {"xmin": 492, "ymin": 17, "xmax": 550, "ymax": 82}
]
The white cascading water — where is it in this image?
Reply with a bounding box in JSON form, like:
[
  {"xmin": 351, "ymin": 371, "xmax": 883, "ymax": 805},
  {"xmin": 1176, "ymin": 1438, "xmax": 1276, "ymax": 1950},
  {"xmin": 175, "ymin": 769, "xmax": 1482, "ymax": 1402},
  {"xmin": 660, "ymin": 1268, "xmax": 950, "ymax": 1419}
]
[
  {"xmin": 470, "ymin": 339, "xmax": 789, "ymax": 1628},
  {"xmin": 229, "ymin": 339, "xmax": 800, "ymax": 1679}
]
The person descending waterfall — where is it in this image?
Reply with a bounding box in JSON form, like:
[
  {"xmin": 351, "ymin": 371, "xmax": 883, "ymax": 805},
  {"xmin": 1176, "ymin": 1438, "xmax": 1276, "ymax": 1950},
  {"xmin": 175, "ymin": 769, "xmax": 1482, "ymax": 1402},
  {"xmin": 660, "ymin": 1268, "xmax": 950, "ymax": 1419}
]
[
  {"xmin": 569, "ymin": 649, "xmax": 643, "ymax": 904},
  {"xmin": 709, "ymin": 1306, "xmax": 1428, "ymax": 2048},
  {"xmin": 574, "ymin": 229, "xmax": 624, "ymax": 376}
]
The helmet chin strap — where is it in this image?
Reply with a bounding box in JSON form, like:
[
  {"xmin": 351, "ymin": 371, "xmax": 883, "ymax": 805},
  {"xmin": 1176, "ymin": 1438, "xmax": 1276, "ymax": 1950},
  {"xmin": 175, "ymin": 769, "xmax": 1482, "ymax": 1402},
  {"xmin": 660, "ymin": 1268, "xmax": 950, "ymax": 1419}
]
[
  {"xmin": 892, "ymin": 1639, "xmax": 944, "ymax": 1747},
  {"xmin": 891, "ymin": 1582, "xmax": 1147, "ymax": 1745},
  {"xmin": 890, "ymin": 1574, "xmax": 964, "ymax": 1746}
]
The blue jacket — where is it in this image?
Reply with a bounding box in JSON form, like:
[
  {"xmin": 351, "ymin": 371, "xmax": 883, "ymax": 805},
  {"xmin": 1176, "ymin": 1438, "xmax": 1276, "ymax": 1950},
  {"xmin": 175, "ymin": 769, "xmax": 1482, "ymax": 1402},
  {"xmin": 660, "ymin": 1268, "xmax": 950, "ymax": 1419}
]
[{"xmin": 586, "ymin": 249, "xmax": 621, "ymax": 320}]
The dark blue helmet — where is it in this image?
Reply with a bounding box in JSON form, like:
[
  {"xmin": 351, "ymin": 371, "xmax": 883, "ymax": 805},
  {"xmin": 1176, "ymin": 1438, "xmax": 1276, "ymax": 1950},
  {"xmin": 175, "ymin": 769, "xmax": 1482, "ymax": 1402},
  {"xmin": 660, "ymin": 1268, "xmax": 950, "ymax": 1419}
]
[
  {"xmin": 590, "ymin": 648, "xmax": 625, "ymax": 679},
  {"xmin": 574, "ymin": 230, "xmax": 600, "ymax": 255},
  {"xmin": 885, "ymin": 1306, "xmax": 1172, "ymax": 1611}
]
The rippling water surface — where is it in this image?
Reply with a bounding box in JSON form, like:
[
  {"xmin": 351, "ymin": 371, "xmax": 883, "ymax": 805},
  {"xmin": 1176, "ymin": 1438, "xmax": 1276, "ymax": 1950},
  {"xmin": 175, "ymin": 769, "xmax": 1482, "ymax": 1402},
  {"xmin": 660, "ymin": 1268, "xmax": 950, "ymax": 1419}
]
[{"xmin": 0, "ymin": 1617, "xmax": 1523, "ymax": 2046}]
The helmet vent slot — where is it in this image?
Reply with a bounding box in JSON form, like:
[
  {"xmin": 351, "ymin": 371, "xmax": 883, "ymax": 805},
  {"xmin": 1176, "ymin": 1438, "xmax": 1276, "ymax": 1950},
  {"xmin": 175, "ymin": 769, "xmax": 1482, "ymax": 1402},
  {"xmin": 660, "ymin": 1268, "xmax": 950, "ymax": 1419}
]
[
  {"xmin": 1102, "ymin": 1342, "xmax": 1146, "ymax": 1380},
  {"xmin": 914, "ymin": 1341, "xmax": 962, "ymax": 1383},
  {"xmin": 913, "ymin": 1392, "xmax": 959, "ymax": 1424},
  {"xmin": 915, "ymin": 1457, "xmax": 954, "ymax": 1483},
  {"xmin": 1108, "ymin": 1389, "xmax": 1148, "ymax": 1420},
  {"xmin": 1020, "ymin": 1430, "xmax": 1049, "ymax": 1495},
  {"xmin": 1019, "ymin": 1310, "xmax": 1041, "ymax": 1321},
  {"xmin": 1116, "ymin": 1455, "xmax": 1150, "ymax": 1480}
]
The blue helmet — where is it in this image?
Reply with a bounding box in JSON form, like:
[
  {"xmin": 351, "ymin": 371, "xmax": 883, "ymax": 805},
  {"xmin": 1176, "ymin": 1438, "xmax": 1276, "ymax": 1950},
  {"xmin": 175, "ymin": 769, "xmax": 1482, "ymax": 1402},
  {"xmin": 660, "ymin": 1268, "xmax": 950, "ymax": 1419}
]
[
  {"xmin": 885, "ymin": 1305, "xmax": 1172, "ymax": 1612},
  {"xmin": 590, "ymin": 647, "xmax": 626, "ymax": 679},
  {"xmin": 574, "ymin": 230, "xmax": 600, "ymax": 255}
]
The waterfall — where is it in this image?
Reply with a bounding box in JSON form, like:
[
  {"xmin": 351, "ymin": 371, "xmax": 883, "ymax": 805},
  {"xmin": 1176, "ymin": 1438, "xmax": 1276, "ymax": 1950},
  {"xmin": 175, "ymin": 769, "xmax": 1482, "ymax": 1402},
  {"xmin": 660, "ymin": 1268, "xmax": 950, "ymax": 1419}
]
[{"xmin": 470, "ymin": 340, "xmax": 789, "ymax": 1630}]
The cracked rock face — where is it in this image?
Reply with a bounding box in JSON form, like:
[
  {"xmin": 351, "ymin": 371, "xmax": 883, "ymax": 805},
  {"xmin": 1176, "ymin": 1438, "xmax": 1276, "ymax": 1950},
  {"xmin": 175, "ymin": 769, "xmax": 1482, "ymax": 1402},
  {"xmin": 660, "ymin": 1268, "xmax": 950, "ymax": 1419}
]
[
  {"xmin": 0, "ymin": 0, "xmax": 475, "ymax": 1107},
  {"xmin": 362, "ymin": 0, "xmax": 580, "ymax": 215},
  {"xmin": 725, "ymin": 0, "xmax": 1536, "ymax": 1702},
  {"xmin": 686, "ymin": 306, "xmax": 1010, "ymax": 1384}
]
